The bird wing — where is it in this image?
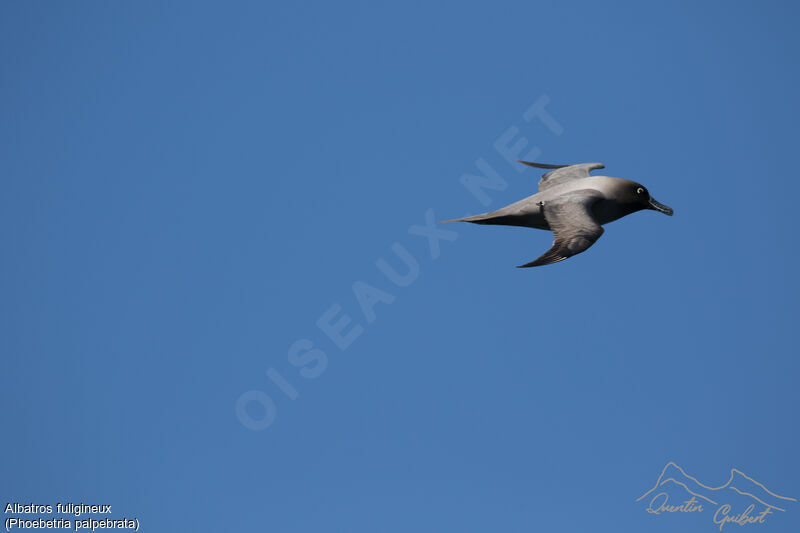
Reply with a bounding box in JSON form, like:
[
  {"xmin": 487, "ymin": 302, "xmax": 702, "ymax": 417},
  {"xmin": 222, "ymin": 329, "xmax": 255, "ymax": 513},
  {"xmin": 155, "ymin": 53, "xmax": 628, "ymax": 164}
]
[
  {"xmin": 518, "ymin": 161, "xmax": 605, "ymax": 192},
  {"xmin": 517, "ymin": 190, "xmax": 605, "ymax": 267}
]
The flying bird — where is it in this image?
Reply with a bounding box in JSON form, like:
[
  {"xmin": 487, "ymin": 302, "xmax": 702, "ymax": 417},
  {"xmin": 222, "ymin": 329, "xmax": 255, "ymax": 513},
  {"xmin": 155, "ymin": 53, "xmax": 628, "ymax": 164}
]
[{"xmin": 444, "ymin": 161, "xmax": 673, "ymax": 267}]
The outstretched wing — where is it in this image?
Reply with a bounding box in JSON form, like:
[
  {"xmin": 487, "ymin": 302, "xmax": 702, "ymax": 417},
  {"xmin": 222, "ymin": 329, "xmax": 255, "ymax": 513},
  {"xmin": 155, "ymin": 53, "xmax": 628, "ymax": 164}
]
[
  {"xmin": 518, "ymin": 161, "xmax": 605, "ymax": 192},
  {"xmin": 517, "ymin": 190, "xmax": 605, "ymax": 268}
]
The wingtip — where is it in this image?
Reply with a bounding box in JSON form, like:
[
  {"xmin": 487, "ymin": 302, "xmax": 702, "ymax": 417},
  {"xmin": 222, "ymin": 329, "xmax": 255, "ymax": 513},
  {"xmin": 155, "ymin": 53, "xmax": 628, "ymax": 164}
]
[
  {"xmin": 516, "ymin": 255, "xmax": 568, "ymax": 268},
  {"xmin": 517, "ymin": 160, "xmax": 568, "ymax": 169}
]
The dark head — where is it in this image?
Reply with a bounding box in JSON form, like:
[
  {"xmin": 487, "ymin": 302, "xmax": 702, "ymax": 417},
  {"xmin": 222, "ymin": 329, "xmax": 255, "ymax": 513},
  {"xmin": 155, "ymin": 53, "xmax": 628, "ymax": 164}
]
[{"xmin": 621, "ymin": 181, "xmax": 674, "ymax": 216}]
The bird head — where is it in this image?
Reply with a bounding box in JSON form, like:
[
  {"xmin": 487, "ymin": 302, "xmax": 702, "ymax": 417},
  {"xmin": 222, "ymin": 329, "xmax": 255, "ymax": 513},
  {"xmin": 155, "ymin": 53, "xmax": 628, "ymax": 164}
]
[{"xmin": 623, "ymin": 181, "xmax": 674, "ymax": 216}]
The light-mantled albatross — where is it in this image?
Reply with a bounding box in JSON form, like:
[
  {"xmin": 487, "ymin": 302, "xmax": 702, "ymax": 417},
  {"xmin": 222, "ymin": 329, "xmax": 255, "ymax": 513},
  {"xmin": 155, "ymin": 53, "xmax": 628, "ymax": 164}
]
[{"xmin": 444, "ymin": 161, "xmax": 673, "ymax": 267}]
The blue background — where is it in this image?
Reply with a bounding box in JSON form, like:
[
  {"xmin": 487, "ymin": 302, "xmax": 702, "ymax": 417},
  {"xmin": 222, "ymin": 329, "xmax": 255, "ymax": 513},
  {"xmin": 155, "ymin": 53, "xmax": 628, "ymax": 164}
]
[{"xmin": 2, "ymin": 1, "xmax": 798, "ymax": 532}]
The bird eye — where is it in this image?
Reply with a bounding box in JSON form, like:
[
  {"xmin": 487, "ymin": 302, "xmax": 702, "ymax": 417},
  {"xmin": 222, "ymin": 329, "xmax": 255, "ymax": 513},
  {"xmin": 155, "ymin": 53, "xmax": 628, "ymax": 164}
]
[{"xmin": 636, "ymin": 187, "xmax": 645, "ymax": 195}]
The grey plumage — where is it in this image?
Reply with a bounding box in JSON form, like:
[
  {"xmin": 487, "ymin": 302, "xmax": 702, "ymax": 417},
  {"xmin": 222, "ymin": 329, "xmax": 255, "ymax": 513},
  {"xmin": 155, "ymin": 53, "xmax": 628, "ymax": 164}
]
[{"xmin": 444, "ymin": 160, "xmax": 673, "ymax": 267}]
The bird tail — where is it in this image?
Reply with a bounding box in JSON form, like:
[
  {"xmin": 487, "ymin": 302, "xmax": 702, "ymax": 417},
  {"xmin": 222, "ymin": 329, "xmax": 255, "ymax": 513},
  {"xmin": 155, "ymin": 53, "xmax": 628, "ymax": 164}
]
[
  {"xmin": 440, "ymin": 214, "xmax": 488, "ymax": 223},
  {"xmin": 440, "ymin": 210, "xmax": 513, "ymax": 225}
]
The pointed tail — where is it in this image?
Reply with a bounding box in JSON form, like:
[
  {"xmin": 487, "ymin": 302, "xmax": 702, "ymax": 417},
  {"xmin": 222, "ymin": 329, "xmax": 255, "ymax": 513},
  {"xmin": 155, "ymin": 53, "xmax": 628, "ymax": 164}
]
[{"xmin": 441, "ymin": 212, "xmax": 498, "ymax": 224}]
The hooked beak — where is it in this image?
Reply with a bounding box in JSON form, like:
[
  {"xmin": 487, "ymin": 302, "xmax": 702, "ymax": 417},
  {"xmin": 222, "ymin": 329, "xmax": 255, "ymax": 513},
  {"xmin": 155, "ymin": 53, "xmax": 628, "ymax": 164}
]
[{"xmin": 648, "ymin": 196, "xmax": 673, "ymax": 216}]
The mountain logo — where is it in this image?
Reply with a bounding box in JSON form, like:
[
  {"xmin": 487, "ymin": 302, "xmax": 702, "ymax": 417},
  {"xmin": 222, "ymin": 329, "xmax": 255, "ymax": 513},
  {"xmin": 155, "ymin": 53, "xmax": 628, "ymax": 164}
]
[{"xmin": 637, "ymin": 462, "xmax": 796, "ymax": 530}]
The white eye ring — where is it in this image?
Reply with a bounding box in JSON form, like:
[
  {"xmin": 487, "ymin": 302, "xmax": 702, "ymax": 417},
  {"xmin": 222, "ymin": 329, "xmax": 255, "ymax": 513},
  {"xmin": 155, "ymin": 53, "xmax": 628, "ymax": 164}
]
[{"xmin": 637, "ymin": 187, "xmax": 644, "ymax": 194}]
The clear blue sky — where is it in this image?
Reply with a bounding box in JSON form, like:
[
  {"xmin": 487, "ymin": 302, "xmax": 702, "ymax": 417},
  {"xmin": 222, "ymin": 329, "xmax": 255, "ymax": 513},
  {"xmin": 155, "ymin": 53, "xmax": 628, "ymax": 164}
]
[{"xmin": 2, "ymin": 1, "xmax": 799, "ymax": 532}]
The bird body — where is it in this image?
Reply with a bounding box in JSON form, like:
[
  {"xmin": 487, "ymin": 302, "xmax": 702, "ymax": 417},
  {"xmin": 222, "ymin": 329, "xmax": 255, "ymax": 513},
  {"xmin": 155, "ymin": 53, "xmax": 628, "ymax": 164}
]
[
  {"xmin": 445, "ymin": 161, "xmax": 673, "ymax": 267},
  {"xmin": 456, "ymin": 175, "xmax": 644, "ymax": 229}
]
